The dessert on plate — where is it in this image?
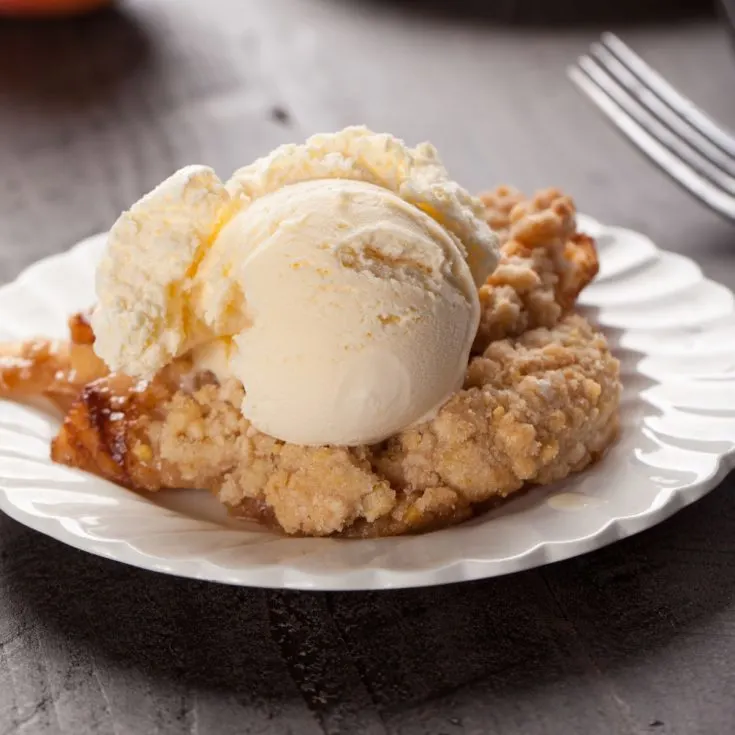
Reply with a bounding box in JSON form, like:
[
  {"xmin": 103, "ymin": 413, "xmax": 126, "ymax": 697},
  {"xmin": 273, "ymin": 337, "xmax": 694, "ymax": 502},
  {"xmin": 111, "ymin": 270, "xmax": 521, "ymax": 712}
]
[{"xmin": 0, "ymin": 127, "xmax": 620, "ymax": 537}]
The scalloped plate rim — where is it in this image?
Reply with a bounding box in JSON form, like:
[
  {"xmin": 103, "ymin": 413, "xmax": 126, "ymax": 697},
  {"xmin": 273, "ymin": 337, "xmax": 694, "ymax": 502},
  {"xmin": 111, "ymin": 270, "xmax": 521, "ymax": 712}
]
[{"xmin": 0, "ymin": 458, "xmax": 732, "ymax": 590}]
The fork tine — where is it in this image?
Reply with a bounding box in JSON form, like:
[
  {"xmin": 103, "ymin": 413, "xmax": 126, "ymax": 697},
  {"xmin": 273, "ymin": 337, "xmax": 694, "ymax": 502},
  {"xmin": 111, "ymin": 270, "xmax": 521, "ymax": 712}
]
[
  {"xmin": 590, "ymin": 42, "xmax": 735, "ymax": 177},
  {"xmin": 578, "ymin": 54, "xmax": 735, "ymax": 194},
  {"xmin": 601, "ymin": 33, "xmax": 735, "ymax": 158},
  {"xmin": 568, "ymin": 63, "xmax": 735, "ymax": 221}
]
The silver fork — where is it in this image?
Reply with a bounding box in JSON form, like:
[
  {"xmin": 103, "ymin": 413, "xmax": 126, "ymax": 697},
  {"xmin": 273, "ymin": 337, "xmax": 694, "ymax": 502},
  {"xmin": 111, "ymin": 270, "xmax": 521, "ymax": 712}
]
[{"xmin": 569, "ymin": 33, "xmax": 735, "ymax": 221}]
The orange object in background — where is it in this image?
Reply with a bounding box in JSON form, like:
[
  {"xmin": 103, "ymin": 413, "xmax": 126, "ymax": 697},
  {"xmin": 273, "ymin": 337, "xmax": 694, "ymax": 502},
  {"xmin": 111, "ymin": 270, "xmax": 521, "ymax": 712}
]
[{"xmin": 0, "ymin": 0, "xmax": 111, "ymax": 16}]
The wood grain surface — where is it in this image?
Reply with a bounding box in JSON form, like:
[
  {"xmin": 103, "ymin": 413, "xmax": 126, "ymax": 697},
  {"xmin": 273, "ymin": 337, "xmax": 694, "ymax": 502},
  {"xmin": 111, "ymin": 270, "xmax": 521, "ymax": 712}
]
[{"xmin": 1, "ymin": 2, "xmax": 734, "ymax": 733}]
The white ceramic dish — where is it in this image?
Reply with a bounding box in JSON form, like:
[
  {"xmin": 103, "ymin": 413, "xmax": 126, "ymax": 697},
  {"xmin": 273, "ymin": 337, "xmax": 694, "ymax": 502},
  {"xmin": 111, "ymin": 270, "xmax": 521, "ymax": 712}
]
[{"xmin": 0, "ymin": 217, "xmax": 733, "ymax": 590}]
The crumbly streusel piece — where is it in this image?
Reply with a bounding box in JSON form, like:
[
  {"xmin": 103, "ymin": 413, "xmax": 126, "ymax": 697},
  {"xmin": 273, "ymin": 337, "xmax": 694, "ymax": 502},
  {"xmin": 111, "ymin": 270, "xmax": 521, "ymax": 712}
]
[{"xmin": 475, "ymin": 187, "xmax": 597, "ymax": 349}]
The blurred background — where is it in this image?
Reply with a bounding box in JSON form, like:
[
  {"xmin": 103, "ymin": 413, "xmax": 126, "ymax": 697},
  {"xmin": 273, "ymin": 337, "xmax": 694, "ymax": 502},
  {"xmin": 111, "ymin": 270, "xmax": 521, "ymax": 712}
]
[{"xmin": 0, "ymin": 0, "xmax": 731, "ymax": 279}]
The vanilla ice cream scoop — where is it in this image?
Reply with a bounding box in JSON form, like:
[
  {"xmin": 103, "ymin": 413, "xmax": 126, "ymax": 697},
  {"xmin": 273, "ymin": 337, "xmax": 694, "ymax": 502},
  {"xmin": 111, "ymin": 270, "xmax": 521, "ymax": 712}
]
[
  {"xmin": 194, "ymin": 178, "xmax": 484, "ymax": 445},
  {"xmin": 92, "ymin": 127, "xmax": 500, "ymax": 446}
]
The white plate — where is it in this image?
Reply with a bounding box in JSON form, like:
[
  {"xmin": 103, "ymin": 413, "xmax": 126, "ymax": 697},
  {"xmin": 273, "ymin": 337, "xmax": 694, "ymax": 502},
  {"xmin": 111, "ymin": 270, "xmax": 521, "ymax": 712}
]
[{"xmin": 0, "ymin": 218, "xmax": 734, "ymax": 590}]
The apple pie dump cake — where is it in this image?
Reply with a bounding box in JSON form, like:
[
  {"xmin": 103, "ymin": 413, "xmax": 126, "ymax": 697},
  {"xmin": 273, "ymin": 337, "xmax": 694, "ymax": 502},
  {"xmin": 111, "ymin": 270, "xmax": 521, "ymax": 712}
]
[{"xmin": 0, "ymin": 130, "xmax": 620, "ymax": 538}]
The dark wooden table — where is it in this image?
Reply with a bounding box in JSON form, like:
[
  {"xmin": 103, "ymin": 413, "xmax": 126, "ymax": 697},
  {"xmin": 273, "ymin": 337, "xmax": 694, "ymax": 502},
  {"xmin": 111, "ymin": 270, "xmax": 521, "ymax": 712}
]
[{"xmin": 1, "ymin": 2, "xmax": 734, "ymax": 733}]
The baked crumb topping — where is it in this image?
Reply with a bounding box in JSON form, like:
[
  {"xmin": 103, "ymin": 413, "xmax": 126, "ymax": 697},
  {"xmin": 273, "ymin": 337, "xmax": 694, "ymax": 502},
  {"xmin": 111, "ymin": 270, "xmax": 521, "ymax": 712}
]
[{"xmin": 0, "ymin": 187, "xmax": 621, "ymax": 537}]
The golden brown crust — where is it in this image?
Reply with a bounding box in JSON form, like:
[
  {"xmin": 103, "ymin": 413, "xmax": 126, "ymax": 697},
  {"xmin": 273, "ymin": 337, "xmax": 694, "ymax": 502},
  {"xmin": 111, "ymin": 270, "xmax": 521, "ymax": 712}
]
[
  {"xmin": 0, "ymin": 337, "xmax": 107, "ymax": 412},
  {"xmin": 68, "ymin": 311, "xmax": 96, "ymax": 346},
  {"xmin": 51, "ymin": 359, "xmax": 220, "ymax": 491},
  {"xmin": 52, "ymin": 374, "xmax": 138, "ymax": 486},
  {"xmin": 0, "ymin": 312, "xmax": 101, "ymax": 410},
  {"xmin": 0, "ymin": 186, "xmax": 620, "ymax": 538}
]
